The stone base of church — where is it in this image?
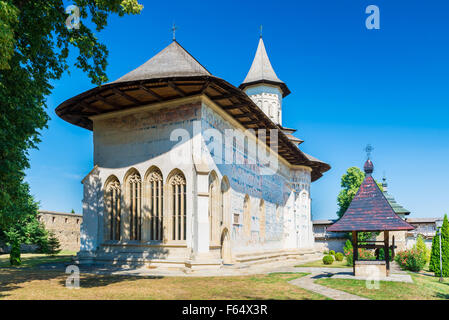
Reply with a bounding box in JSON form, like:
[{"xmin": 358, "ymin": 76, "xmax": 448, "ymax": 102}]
[
  {"xmin": 75, "ymin": 245, "xmax": 321, "ymax": 272},
  {"xmin": 233, "ymin": 248, "xmax": 319, "ymax": 265},
  {"xmin": 184, "ymin": 253, "xmax": 223, "ymax": 271}
]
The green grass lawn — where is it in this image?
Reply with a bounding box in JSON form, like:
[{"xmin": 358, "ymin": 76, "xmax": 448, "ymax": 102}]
[
  {"xmin": 0, "ymin": 253, "xmax": 326, "ymax": 300},
  {"xmin": 295, "ymin": 258, "xmax": 350, "ymax": 268},
  {"xmin": 0, "ymin": 251, "xmax": 76, "ymax": 268},
  {"xmin": 315, "ymin": 273, "xmax": 449, "ymax": 300}
]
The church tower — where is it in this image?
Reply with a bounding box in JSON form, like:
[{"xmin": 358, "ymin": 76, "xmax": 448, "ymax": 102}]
[{"xmin": 239, "ymin": 36, "xmax": 290, "ymax": 125}]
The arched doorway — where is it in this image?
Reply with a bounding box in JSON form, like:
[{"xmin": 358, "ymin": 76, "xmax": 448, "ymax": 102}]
[
  {"xmin": 221, "ymin": 177, "xmax": 230, "ymax": 227},
  {"xmin": 259, "ymin": 199, "xmax": 265, "ymax": 242},
  {"xmin": 209, "ymin": 172, "xmax": 220, "ymax": 245},
  {"xmin": 243, "ymin": 194, "xmax": 251, "ymax": 239},
  {"xmin": 221, "ymin": 228, "xmax": 232, "ymax": 264}
]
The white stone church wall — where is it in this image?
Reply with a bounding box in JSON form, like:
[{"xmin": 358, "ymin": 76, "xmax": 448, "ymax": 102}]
[
  {"xmin": 200, "ymin": 101, "xmax": 313, "ymax": 254},
  {"xmin": 80, "ymin": 102, "xmax": 202, "ymax": 254}
]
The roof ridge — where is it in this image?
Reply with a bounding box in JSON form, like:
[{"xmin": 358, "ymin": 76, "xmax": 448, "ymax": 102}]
[{"xmin": 112, "ymin": 40, "xmax": 211, "ymax": 83}]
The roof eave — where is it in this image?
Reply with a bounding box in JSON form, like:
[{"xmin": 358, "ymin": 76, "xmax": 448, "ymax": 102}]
[{"xmin": 239, "ymin": 79, "xmax": 291, "ymax": 98}]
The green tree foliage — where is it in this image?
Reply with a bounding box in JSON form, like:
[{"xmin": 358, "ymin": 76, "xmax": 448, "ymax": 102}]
[
  {"xmin": 442, "ymin": 215, "xmax": 449, "ymax": 277},
  {"xmin": 430, "ymin": 215, "xmax": 449, "ymax": 276},
  {"xmin": 337, "ymin": 167, "xmax": 365, "ymax": 218},
  {"xmin": 429, "ymin": 231, "xmax": 440, "ymax": 273},
  {"xmin": 0, "ymin": 0, "xmax": 143, "ymax": 265}
]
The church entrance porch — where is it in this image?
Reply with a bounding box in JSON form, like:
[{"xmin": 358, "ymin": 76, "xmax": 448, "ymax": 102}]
[{"xmin": 221, "ymin": 229, "xmax": 232, "ymax": 264}]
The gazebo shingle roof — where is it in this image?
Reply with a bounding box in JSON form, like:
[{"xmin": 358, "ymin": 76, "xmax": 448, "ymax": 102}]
[{"xmin": 327, "ymin": 160, "xmax": 414, "ymax": 232}]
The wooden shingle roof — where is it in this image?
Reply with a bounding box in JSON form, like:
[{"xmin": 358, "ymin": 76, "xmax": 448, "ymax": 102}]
[
  {"xmin": 239, "ymin": 37, "xmax": 290, "ymax": 97},
  {"xmin": 55, "ymin": 40, "xmax": 329, "ymax": 181},
  {"xmin": 327, "ymin": 160, "xmax": 414, "ymax": 232}
]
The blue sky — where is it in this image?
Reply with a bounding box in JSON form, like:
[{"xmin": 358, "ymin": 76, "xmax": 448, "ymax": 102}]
[{"xmin": 25, "ymin": 0, "xmax": 449, "ymax": 220}]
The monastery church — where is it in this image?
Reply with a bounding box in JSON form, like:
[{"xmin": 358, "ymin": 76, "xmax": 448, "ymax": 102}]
[{"xmin": 56, "ymin": 35, "xmax": 330, "ymax": 269}]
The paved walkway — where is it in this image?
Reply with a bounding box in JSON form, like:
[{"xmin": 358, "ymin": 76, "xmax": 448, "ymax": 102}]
[{"xmin": 289, "ymin": 273, "xmax": 369, "ymax": 300}]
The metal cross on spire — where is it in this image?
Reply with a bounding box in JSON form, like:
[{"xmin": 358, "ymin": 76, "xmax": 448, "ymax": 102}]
[
  {"xmin": 260, "ymin": 25, "xmax": 263, "ymax": 38},
  {"xmin": 365, "ymin": 144, "xmax": 374, "ymax": 160},
  {"xmin": 172, "ymin": 22, "xmax": 178, "ymax": 41}
]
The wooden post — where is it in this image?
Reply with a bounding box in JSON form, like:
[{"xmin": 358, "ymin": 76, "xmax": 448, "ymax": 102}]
[
  {"xmin": 352, "ymin": 231, "xmax": 358, "ymax": 275},
  {"xmin": 391, "ymin": 235, "xmax": 395, "ymax": 259},
  {"xmin": 385, "ymin": 231, "xmax": 390, "ymax": 277}
]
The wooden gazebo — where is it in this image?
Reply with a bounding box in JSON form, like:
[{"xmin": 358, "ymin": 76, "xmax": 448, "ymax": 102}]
[{"xmin": 327, "ymin": 159, "xmax": 414, "ymax": 276}]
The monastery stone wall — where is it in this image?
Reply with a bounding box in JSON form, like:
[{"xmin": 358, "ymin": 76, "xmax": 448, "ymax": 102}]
[{"xmin": 38, "ymin": 211, "xmax": 82, "ymax": 252}]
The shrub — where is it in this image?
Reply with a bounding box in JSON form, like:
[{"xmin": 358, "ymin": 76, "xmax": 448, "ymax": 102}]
[
  {"xmin": 329, "ymin": 250, "xmax": 335, "ymax": 256},
  {"xmin": 323, "ymin": 250, "xmax": 329, "ymax": 254},
  {"xmin": 323, "ymin": 255, "xmax": 334, "ymax": 265},
  {"xmin": 9, "ymin": 242, "xmax": 21, "ymax": 266},
  {"xmin": 378, "ymin": 248, "xmax": 393, "ymax": 261},
  {"xmin": 335, "ymin": 252, "xmax": 344, "ymax": 261},
  {"xmin": 45, "ymin": 232, "xmax": 61, "ymax": 255},
  {"xmin": 395, "ymin": 248, "xmax": 427, "ymax": 272},
  {"xmin": 344, "ymin": 240, "xmax": 353, "ymax": 265},
  {"xmin": 430, "ymin": 214, "xmax": 449, "ymax": 277},
  {"xmin": 343, "ymin": 247, "xmax": 375, "ymax": 266},
  {"xmin": 415, "ymin": 234, "xmax": 430, "ymax": 263}
]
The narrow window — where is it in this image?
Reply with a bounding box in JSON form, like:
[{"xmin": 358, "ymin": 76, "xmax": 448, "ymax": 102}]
[
  {"xmin": 147, "ymin": 169, "xmax": 163, "ymax": 241},
  {"xmin": 105, "ymin": 177, "xmax": 121, "ymax": 241},
  {"xmin": 127, "ymin": 172, "xmax": 142, "ymax": 241},
  {"xmin": 169, "ymin": 171, "xmax": 186, "ymax": 241}
]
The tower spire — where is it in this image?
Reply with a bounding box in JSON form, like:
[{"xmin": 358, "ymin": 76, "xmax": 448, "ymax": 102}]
[{"xmin": 239, "ymin": 37, "xmax": 290, "ymax": 97}]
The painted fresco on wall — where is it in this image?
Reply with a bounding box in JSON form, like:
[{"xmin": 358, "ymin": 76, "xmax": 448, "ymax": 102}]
[
  {"xmin": 93, "ymin": 103, "xmax": 201, "ymax": 168},
  {"xmin": 201, "ymin": 105, "xmax": 291, "ymax": 205},
  {"xmin": 201, "ymin": 104, "xmax": 313, "ymax": 247}
]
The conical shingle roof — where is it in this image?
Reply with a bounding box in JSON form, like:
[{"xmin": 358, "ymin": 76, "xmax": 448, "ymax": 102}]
[
  {"xmin": 112, "ymin": 41, "xmax": 211, "ymax": 83},
  {"xmin": 327, "ymin": 160, "xmax": 414, "ymax": 232},
  {"xmin": 239, "ymin": 38, "xmax": 290, "ymax": 97}
]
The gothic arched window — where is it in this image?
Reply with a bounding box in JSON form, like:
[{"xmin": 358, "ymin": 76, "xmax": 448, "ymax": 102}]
[
  {"xmin": 104, "ymin": 176, "xmax": 121, "ymax": 241},
  {"xmin": 126, "ymin": 170, "xmax": 142, "ymax": 241},
  {"xmin": 146, "ymin": 167, "xmax": 163, "ymax": 241},
  {"xmin": 168, "ymin": 170, "xmax": 186, "ymax": 241}
]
